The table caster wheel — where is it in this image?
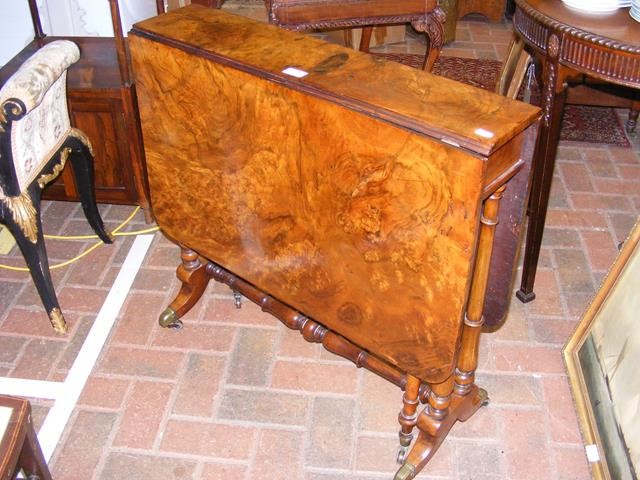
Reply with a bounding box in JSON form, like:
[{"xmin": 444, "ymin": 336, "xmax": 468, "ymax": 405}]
[
  {"xmin": 397, "ymin": 445, "xmax": 409, "ymax": 464},
  {"xmin": 394, "ymin": 462, "xmax": 416, "ymax": 480},
  {"xmin": 159, "ymin": 307, "xmax": 183, "ymax": 329},
  {"xmin": 233, "ymin": 291, "xmax": 243, "ymax": 309},
  {"xmin": 479, "ymin": 388, "xmax": 490, "ymax": 407}
]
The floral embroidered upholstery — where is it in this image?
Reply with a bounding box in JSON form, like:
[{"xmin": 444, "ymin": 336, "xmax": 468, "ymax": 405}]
[{"xmin": 0, "ymin": 40, "xmax": 79, "ymax": 196}]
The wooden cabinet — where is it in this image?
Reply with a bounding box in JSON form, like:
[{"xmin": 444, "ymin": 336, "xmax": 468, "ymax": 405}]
[{"xmin": 0, "ymin": 1, "xmax": 153, "ymax": 220}]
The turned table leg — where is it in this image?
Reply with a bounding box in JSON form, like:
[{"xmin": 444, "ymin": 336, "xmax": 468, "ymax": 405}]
[
  {"xmin": 394, "ymin": 185, "xmax": 505, "ymax": 480},
  {"xmin": 397, "ymin": 375, "xmax": 421, "ymax": 463}
]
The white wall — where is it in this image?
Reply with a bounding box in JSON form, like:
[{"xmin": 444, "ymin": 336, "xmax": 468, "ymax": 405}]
[
  {"xmin": 1, "ymin": 0, "xmax": 158, "ymax": 67},
  {"xmin": 0, "ymin": 1, "xmax": 35, "ymax": 65}
]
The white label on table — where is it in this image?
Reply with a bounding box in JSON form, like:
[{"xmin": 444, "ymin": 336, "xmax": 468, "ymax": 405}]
[
  {"xmin": 282, "ymin": 67, "xmax": 309, "ymax": 78},
  {"xmin": 585, "ymin": 444, "xmax": 600, "ymax": 462},
  {"xmin": 474, "ymin": 128, "xmax": 495, "ymax": 139}
]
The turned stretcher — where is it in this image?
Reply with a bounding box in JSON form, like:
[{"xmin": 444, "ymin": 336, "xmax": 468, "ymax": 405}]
[{"xmin": 129, "ymin": 6, "xmax": 539, "ymax": 478}]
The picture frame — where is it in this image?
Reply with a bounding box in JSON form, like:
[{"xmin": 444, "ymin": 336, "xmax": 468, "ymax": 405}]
[{"xmin": 564, "ymin": 220, "xmax": 640, "ymax": 480}]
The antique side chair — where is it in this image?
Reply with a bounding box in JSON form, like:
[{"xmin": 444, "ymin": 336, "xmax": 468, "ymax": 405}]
[
  {"xmin": 264, "ymin": 0, "xmax": 446, "ymax": 71},
  {"xmin": 0, "ymin": 40, "xmax": 113, "ymax": 334}
]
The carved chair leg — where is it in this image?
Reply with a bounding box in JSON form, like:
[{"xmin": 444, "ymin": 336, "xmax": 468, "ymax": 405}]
[
  {"xmin": 397, "ymin": 374, "xmax": 421, "ymax": 463},
  {"xmin": 411, "ymin": 7, "xmax": 446, "ymax": 72},
  {"xmin": 1, "ymin": 188, "xmax": 66, "ymax": 334},
  {"xmin": 64, "ymin": 129, "xmax": 113, "ymax": 244},
  {"xmin": 160, "ymin": 246, "xmax": 212, "ymax": 329}
]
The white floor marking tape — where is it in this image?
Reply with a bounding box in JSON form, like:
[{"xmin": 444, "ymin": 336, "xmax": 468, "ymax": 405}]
[
  {"xmin": 0, "ymin": 378, "xmax": 63, "ymax": 399},
  {"xmin": 36, "ymin": 234, "xmax": 155, "ymax": 462}
]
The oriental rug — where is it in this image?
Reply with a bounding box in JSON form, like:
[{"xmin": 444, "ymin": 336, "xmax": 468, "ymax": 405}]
[{"xmin": 375, "ymin": 52, "xmax": 631, "ymax": 148}]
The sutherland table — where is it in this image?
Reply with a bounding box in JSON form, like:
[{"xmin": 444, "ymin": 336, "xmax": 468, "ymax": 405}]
[
  {"xmin": 129, "ymin": 6, "xmax": 539, "ymax": 478},
  {"xmin": 513, "ymin": 0, "xmax": 640, "ymax": 302}
]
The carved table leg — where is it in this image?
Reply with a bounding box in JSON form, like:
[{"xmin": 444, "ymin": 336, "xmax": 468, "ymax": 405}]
[
  {"xmin": 395, "ymin": 186, "xmax": 505, "ymax": 480},
  {"xmin": 411, "ymin": 7, "xmax": 446, "ymax": 72},
  {"xmin": 517, "ymin": 40, "xmax": 571, "ymax": 302},
  {"xmin": 159, "ymin": 246, "xmax": 212, "ymax": 329}
]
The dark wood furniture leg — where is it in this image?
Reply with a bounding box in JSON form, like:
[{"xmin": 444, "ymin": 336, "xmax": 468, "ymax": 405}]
[
  {"xmin": 516, "ymin": 48, "xmax": 570, "ymax": 303},
  {"xmin": 159, "ymin": 246, "xmax": 213, "ymax": 328},
  {"xmin": 359, "ymin": 27, "xmax": 373, "ymax": 53},
  {"xmin": 65, "ymin": 129, "xmax": 114, "ymax": 245},
  {"xmin": 2, "ymin": 183, "xmax": 64, "ymax": 332}
]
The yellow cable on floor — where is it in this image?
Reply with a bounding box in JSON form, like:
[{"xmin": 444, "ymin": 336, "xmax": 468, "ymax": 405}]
[{"xmin": 0, "ymin": 206, "xmax": 158, "ymax": 272}]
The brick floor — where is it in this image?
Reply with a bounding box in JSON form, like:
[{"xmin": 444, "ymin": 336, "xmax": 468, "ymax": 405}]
[{"xmin": 1, "ymin": 3, "xmax": 639, "ymax": 480}]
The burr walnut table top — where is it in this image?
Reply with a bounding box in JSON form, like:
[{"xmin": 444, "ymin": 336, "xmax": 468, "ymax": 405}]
[{"xmin": 132, "ymin": 5, "xmax": 537, "ymax": 157}]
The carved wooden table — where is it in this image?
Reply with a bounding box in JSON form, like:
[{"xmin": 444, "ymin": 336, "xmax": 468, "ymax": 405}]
[
  {"xmin": 513, "ymin": 0, "xmax": 640, "ymax": 302},
  {"xmin": 130, "ymin": 6, "xmax": 539, "ymax": 478}
]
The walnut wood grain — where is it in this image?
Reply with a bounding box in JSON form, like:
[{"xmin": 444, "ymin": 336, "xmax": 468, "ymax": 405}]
[
  {"xmin": 129, "ymin": 7, "xmax": 538, "ymax": 476},
  {"xmin": 132, "ymin": 6, "xmax": 538, "ymax": 157},
  {"xmin": 131, "ymin": 3, "xmax": 537, "ymax": 388}
]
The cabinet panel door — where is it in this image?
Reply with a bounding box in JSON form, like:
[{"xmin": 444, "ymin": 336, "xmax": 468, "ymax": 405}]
[{"xmin": 44, "ymin": 90, "xmax": 137, "ymax": 205}]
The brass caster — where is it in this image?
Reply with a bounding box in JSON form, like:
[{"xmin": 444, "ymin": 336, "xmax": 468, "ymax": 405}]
[
  {"xmin": 397, "ymin": 445, "xmax": 409, "ymax": 464},
  {"xmin": 233, "ymin": 291, "xmax": 243, "ymax": 309},
  {"xmin": 394, "ymin": 463, "xmax": 416, "ymax": 480},
  {"xmin": 479, "ymin": 387, "xmax": 490, "ymax": 407},
  {"xmin": 159, "ymin": 307, "xmax": 183, "ymax": 329}
]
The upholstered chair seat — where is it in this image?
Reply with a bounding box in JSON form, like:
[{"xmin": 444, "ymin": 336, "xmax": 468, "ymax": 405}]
[{"xmin": 0, "ymin": 40, "xmax": 113, "ymax": 333}]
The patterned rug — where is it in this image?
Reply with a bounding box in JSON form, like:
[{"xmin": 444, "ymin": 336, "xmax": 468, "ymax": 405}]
[{"xmin": 374, "ymin": 52, "xmax": 631, "ymax": 148}]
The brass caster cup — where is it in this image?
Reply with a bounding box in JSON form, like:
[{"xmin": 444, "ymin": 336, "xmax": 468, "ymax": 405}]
[
  {"xmin": 397, "ymin": 445, "xmax": 409, "ymax": 464},
  {"xmin": 159, "ymin": 307, "xmax": 183, "ymax": 329},
  {"xmin": 233, "ymin": 291, "xmax": 243, "ymax": 309},
  {"xmin": 394, "ymin": 463, "xmax": 416, "ymax": 480}
]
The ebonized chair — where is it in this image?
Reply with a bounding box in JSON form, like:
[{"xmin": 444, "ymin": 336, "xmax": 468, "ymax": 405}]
[{"xmin": 0, "ymin": 40, "xmax": 113, "ymax": 334}]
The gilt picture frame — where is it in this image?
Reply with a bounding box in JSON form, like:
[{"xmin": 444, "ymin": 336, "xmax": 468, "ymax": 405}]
[{"xmin": 564, "ymin": 220, "xmax": 640, "ymax": 480}]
